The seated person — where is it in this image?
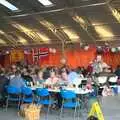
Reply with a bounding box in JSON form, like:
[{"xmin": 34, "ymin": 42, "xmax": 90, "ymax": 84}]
[
  {"xmin": 9, "ymin": 73, "xmax": 15, "ymax": 80},
  {"xmin": 21, "ymin": 69, "xmax": 33, "ymax": 84},
  {"xmin": 9, "ymin": 71, "xmax": 26, "ymax": 88},
  {"xmin": 102, "ymin": 83, "xmax": 114, "ymax": 97},
  {"xmin": 86, "ymin": 78, "xmax": 92, "ymax": 90},
  {"xmin": 43, "ymin": 67, "xmax": 51, "ymax": 80},
  {"xmin": 59, "ymin": 71, "xmax": 68, "ymax": 85},
  {"xmin": 68, "ymin": 69, "xmax": 79, "ymax": 84},
  {"xmin": 34, "ymin": 69, "xmax": 45, "ymax": 85},
  {"xmin": 45, "ymin": 69, "xmax": 59, "ymax": 86}
]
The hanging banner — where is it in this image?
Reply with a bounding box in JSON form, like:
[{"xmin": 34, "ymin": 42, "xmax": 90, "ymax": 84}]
[
  {"xmin": 32, "ymin": 47, "xmax": 49, "ymax": 64},
  {"xmin": 10, "ymin": 49, "xmax": 24, "ymax": 63}
]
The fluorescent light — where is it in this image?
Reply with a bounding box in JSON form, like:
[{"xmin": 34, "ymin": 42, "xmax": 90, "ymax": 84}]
[
  {"xmin": 38, "ymin": 0, "xmax": 53, "ymax": 7},
  {"xmin": 18, "ymin": 36, "xmax": 28, "ymax": 45},
  {"xmin": 63, "ymin": 28, "xmax": 80, "ymax": 41},
  {"xmin": 37, "ymin": 32, "xmax": 50, "ymax": 43},
  {"xmin": 0, "ymin": 30, "xmax": 5, "ymax": 34},
  {"xmin": 72, "ymin": 15, "xmax": 86, "ymax": 29},
  {"xmin": 0, "ymin": 0, "xmax": 19, "ymax": 11},
  {"xmin": 0, "ymin": 39, "xmax": 6, "ymax": 44},
  {"xmin": 95, "ymin": 26, "xmax": 114, "ymax": 38},
  {"xmin": 111, "ymin": 8, "xmax": 120, "ymax": 23}
]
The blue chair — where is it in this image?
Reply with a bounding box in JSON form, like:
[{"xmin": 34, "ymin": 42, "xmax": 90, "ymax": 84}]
[
  {"xmin": 36, "ymin": 88, "xmax": 56, "ymax": 120},
  {"xmin": 60, "ymin": 90, "xmax": 81, "ymax": 120},
  {"xmin": 21, "ymin": 87, "xmax": 33, "ymax": 103},
  {"xmin": 6, "ymin": 86, "xmax": 21, "ymax": 111}
]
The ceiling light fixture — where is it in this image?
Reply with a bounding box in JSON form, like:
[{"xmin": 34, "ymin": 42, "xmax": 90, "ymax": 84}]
[
  {"xmin": 111, "ymin": 8, "xmax": 120, "ymax": 23},
  {"xmin": 0, "ymin": 0, "xmax": 19, "ymax": 11},
  {"xmin": 38, "ymin": 0, "xmax": 53, "ymax": 7},
  {"xmin": 63, "ymin": 28, "xmax": 80, "ymax": 41},
  {"xmin": 95, "ymin": 26, "xmax": 114, "ymax": 38},
  {"xmin": 0, "ymin": 39, "xmax": 6, "ymax": 44}
]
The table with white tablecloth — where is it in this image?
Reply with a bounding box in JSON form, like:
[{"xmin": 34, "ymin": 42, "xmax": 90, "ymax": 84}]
[{"xmin": 30, "ymin": 86, "xmax": 93, "ymax": 95}]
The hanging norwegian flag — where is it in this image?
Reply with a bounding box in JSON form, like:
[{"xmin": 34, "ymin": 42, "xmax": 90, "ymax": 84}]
[{"xmin": 32, "ymin": 47, "xmax": 49, "ymax": 63}]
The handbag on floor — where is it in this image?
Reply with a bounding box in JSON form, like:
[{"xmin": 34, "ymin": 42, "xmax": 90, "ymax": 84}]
[{"xmin": 20, "ymin": 104, "xmax": 41, "ymax": 120}]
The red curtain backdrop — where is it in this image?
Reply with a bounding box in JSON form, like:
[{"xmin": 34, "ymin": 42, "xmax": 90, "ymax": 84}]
[
  {"xmin": 65, "ymin": 48, "xmax": 96, "ymax": 68},
  {"xmin": 102, "ymin": 52, "xmax": 120, "ymax": 68},
  {"xmin": 2, "ymin": 47, "xmax": 120, "ymax": 69}
]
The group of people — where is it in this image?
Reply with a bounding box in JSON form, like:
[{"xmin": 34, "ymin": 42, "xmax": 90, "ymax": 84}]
[
  {"xmin": 0, "ymin": 63, "xmax": 93, "ymax": 107},
  {"xmin": 0, "ymin": 64, "xmax": 90, "ymax": 90},
  {"xmin": 0, "ymin": 57, "xmax": 120, "ymax": 101}
]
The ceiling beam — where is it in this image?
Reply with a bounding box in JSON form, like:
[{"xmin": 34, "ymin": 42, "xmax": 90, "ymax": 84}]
[{"xmin": 3, "ymin": 1, "xmax": 108, "ymax": 19}]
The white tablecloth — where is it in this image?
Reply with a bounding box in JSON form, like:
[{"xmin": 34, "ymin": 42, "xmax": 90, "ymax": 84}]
[{"xmin": 30, "ymin": 86, "xmax": 93, "ymax": 95}]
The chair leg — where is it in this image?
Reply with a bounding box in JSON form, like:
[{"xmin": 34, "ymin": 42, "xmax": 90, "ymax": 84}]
[
  {"xmin": 78, "ymin": 103, "xmax": 81, "ymax": 120},
  {"xmin": 74, "ymin": 106, "xmax": 77, "ymax": 120},
  {"xmin": 45, "ymin": 104, "xmax": 50, "ymax": 120},
  {"xmin": 5, "ymin": 97, "xmax": 9, "ymax": 112},
  {"xmin": 59, "ymin": 105, "xmax": 64, "ymax": 120},
  {"xmin": 18, "ymin": 98, "xmax": 21, "ymax": 110}
]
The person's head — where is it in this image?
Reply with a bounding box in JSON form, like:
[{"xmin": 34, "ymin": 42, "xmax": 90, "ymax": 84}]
[
  {"xmin": 11, "ymin": 65, "xmax": 17, "ymax": 72},
  {"xmin": 50, "ymin": 69, "xmax": 56, "ymax": 78},
  {"xmin": 61, "ymin": 71, "xmax": 68, "ymax": 81},
  {"xmin": 22, "ymin": 67, "xmax": 27, "ymax": 73},
  {"xmin": 37, "ymin": 69, "xmax": 43, "ymax": 79},
  {"xmin": 87, "ymin": 116, "xmax": 98, "ymax": 120},
  {"xmin": 15, "ymin": 71, "xmax": 21, "ymax": 77}
]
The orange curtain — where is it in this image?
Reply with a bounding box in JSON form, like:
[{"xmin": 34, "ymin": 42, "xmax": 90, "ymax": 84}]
[
  {"xmin": 2, "ymin": 47, "xmax": 120, "ymax": 69},
  {"xmin": 102, "ymin": 52, "xmax": 120, "ymax": 68},
  {"xmin": 24, "ymin": 48, "xmax": 120, "ymax": 69},
  {"xmin": 40, "ymin": 50, "xmax": 62, "ymax": 67},
  {"xmin": 65, "ymin": 48, "xmax": 96, "ymax": 68},
  {"xmin": 39, "ymin": 48, "xmax": 96, "ymax": 68},
  {"xmin": 39, "ymin": 48, "xmax": 120, "ymax": 69}
]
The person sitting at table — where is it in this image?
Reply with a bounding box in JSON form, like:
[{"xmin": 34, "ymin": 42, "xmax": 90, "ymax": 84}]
[
  {"xmin": 9, "ymin": 70, "xmax": 26, "ymax": 89},
  {"xmin": 43, "ymin": 67, "xmax": 51, "ymax": 80},
  {"xmin": 45, "ymin": 69, "xmax": 59, "ymax": 86},
  {"xmin": 34, "ymin": 69, "xmax": 45, "ymax": 85},
  {"xmin": 68, "ymin": 69, "xmax": 79, "ymax": 84},
  {"xmin": 59, "ymin": 71, "xmax": 69, "ymax": 85},
  {"xmin": 21, "ymin": 69, "xmax": 33, "ymax": 85}
]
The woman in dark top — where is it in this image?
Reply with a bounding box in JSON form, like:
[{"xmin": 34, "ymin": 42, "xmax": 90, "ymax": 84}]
[{"xmin": 21, "ymin": 69, "xmax": 33, "ymax": 85}]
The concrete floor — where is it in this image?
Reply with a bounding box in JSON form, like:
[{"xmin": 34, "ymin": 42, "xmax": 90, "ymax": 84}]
[{"xmin": 0, "ymin": 95, "xmax": 120, "ymax": 120}]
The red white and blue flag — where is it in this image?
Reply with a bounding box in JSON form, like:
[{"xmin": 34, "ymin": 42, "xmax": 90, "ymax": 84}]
[{"xmin": 32, "ymin": 47, "xmax": 49, "ymax": 63}]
